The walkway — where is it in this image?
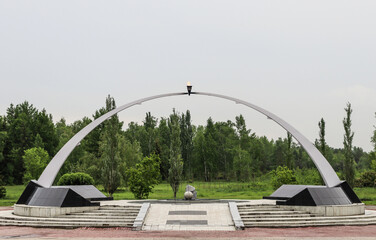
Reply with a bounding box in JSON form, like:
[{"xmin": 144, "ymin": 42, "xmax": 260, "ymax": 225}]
[{"xmin": 143, "ymin": 202, "xmax": 235, "ymax": 231}]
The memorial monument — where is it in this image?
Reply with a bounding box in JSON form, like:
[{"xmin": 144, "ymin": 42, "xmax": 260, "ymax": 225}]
[{"xmin": 16, "ymin": 83, "xmax": 361, "ymax": 210}]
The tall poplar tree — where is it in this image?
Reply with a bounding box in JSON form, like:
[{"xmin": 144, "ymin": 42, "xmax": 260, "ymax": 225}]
[
  {"xmin": 343, "ymin": 102, "xmax": 355, "ymax": 186},
  {"xmin": 100, "ymin": 95, "xmax": 123, "ymax": 196},
  {"xmin": 168, "ymin": 110, "xmax": 183, "ymax": 199},
  {"xmin": 180, "ymin": 110, "xmax": 193, "ymax": 179},
  {"xmin": 157, "ymin": 118, "xmax": 170, "ymax": 180},
  {"xmin": 317, "ymin": 118, "xmax": 326, "ymax": 157},
  {"xmin": 286, "ymin": 132, "xmax": 293, "ymax": 169},
  {"xmin": 142, "ymin": 112, "xmax": 157, "ymax": 156}
]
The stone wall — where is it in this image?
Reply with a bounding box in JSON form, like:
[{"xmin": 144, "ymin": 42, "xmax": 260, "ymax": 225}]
[{"xmin": 13, "ymin": 204, "xmax": 99, "ymax": 217}]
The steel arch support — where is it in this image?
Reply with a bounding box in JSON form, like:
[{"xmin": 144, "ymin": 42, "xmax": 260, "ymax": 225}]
[{"xmin": 37, "ymin": 91, "xmax": 341, "ymax": 188}]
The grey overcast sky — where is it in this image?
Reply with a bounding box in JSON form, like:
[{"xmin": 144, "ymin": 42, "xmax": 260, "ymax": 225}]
[{"xmin": 0, "ymin": 1, "xmax": 375, "ymax": 151}]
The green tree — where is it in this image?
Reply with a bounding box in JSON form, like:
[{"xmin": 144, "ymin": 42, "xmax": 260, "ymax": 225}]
[
  {"xmin": 156, "ymin": 118, "xmax": 170, "ymax": 180},
  {"xmin": 100, "ymin": 95, "xmax": 123, "ymax": 197},
  {"xmin": 273, "ymin": 138, "xmax": 286, "ymax": 168},
  {"xmin": 192, "ymin": 126, "xmax": 206, "ymax": 180},
  {"xmin": 215, "ymin": 121, "xmax": 237, "ymax": 180},
  {"xmin": 315, "ymin": 118, "xmax": 327, "ymax": 157},
  {"xmin": 6, "ymin": 102, "xmax": 37, "ymax": 183},
  {"xmin": 142, "ymin": 112, "xmax": 157, "ymax": 156},
  {"xmin": 369, "ymin": 113, "xmax": 376, "ymax": 171},
  {"xmin": 22, "ymin": 147, "xmax": 50, "ymax": 184},
  {"xmin": 285, "ymin": 132, "xmax": 293, "ymax": 169},
  {"xmin": 85, "ymin": 107, "xmax": 108, "ymax": 158},
  {"xmin": 4, "ymin": 102, "xmax": 58, "ymax": 184},
  {"xmin": 126, "ymin": 154, "xmax": 161, "ymax": 199},
  {"xmin": 33, "ymin": 134, "xmax": 44, "ymax": 149},
  {"xmin": 314, "ymin": 118, "xmax": 334, "ymax": 166},
  {"xmin": 118, "ymin": 136, "xmax": 143, "ymax": 186},
  {"xmin": 235, "ymin": 115, "xmax": 254, "ymax": 150},
  {"xmin": 0, "ymin": 131, "xmax": 6, "ymax": 179},
  {"xmin": 180, "ymin": 110, "xmax": 193, "ymax": 179},
  {"xmin": 203, "ymin": 118, "xmax": 219, "ymax": 181},
  {"xmin": 124, "ymin": 122, "xmax": 144, "ymax": 144},
  {"xmin": 343, "ymin": 102, "xmax": 355, "ymax": 186},
  {"xmin": 34, "ymin": 109, "xmax": 58, "ymax": 156},
  {"xmin": 372, "ymin": 113, "xmax": 376, "ymax": 150},
  {"xmin": 168, "ymin": 110, "xmax": 183, "ymax": 199},
  {"xmin": 233, "ymin": 147, "xmax": 252, "ymax": 182}
]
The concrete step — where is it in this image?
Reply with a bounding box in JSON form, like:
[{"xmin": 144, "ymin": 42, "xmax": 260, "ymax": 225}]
[
  {"xmin": 0, "ymin": 204, "xmax": 141, "ymax": 229},
  {"xmin": 244, "ymin": 219, "xmax": 376, "ymax": 228},
  {"xmin": 237, "ymin": 204, "xmax": 376, "ymax": 228},
  {"xmin": 240, "ymin": 211, "xmax": 311, "ymax": 215},
  {"xmin": 89, "ymin": 209, "xmax": 140, "ymax": 214},
  {"xmin": 237, "ymin": 204, "xmax": 278, "ymax": 208},
  {"xmin": 100, "ymin": 205, "xmax": 140, "ymax": 210},
  {"xmin": 238, "ymin": 208, "xmax": 293, "ymax": 212},
  {"xmin": 70, "ymin": 212, "xmax": 138, "ymax": 216},
  {"xmin": 1, "ymin": 215, "xmax": 135, "ymax": 224},
  {"xmin": 242, "ymin": 215, "xmax": 376, "ymax": 223},
  {"xmin": 0, "ymin": 220, "xmax": 133, "ymax": 228},
  {"xmin": 58, "ymin": 214, "xmax": 136, "ymax": 219},
  {"xmin": 241, "ymin": 214, "xmax": 318, "ymax": 219}
]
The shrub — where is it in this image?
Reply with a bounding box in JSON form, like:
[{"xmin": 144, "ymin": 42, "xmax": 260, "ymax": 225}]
[
  {"xmin": 295, "ymin": 168, "xmax": 324, "ymax": 185},
  {"xmin": 355, "ymin": 171, "xmax": 376, "ymax": 187},
  {"xmin": 271, "ymin": 166, "xmax": 297, "ymax": 189},
  {"xmin": 0, "ymin": 186, "xmax": 6, "ymax": 199},
  {"xmin": 127, "ymin": 154, "xmax": 161, "ymax": 199},
  {"xmin": 57, "ymin": 172, "xmax": 95, "ymax": 186}
]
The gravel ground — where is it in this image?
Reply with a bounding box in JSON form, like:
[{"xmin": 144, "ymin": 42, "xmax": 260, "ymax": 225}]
[{"xmin": 1, "ymin": 225, "xmax": 376, "ymax": 239}]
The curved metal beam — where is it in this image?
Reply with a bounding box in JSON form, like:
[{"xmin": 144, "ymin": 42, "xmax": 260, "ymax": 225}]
[{"xmin": 38, "ymin": 91, "xmax": 341, "ymax": 188}]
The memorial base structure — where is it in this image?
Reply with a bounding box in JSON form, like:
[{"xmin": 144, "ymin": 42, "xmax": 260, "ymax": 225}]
[
  {"xmin": 264, "ymin": 181, "xmax": 361, "ymax": 206},
  {"xmin": 16, "ymin": 180, "xmax": 112, "ymax": 208}
]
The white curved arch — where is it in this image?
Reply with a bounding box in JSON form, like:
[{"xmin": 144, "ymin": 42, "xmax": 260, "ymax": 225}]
[{"xmin": 37, "ymin": 92, "xmax": 341, "ymax": 188}]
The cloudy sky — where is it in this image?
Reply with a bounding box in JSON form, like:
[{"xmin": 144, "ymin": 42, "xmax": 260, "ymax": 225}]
[{"xmin": 1, "ymin": 1, "xmax": 375, "ymax": 151}]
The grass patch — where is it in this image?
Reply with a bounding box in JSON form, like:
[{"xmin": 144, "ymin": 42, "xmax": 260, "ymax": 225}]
[
  {"xmin": 0, "ymin": 185, "xmax": 25, "ymax": 206},
  {"xmin": 354, "ymin": 187, "xmax": 376, "ymax": 205},
  {"xmin": 1, "ymin": 183, "xmax": 376, "ymax": 206}
]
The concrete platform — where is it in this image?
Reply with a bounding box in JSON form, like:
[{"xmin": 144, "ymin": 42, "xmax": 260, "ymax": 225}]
[{"xmin": 2, "ymin": 200, "xmax": 376, "ymax": 230}]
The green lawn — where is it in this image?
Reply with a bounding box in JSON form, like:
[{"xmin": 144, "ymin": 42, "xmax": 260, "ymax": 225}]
[
  {"xmin": 1, "ymin": 183, "xmax": 376, "ymax": 206},
  {"xmin": 0, "ymin": 185, "xmax": 25, "ymax": 206},
  {"xmin": 111, "ymin": 181, "xmax": 274, "ymax": 200}
]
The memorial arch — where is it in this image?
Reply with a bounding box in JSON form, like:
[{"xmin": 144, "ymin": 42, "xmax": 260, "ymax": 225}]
[{"xmin": 37, "ymin": 91, "xmax": 341, "ymax": 189}]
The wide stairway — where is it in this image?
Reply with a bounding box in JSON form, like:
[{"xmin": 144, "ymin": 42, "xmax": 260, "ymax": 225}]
[
  {"xmin": 237, "ymin": 204, "xmax": 376, "ymax": 227},
  {"xmin": 0, "ymin": 204, "xmax": 141, "ymax": 228}
]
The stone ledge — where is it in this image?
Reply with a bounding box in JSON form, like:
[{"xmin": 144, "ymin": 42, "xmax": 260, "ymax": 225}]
[
  {"xmin": 133, "ymin": 202, "xmax": 150, "ymax": 231},
  {"xmin": 280, "ymin": 203, "xmax": 365, "ymax": 216},
  {"xmin": 228, "ymin": 202, "xmax": 244, "ymax": 230},
  {"xmin": 13, "ymin": 204, "xmax": 99, "ymax": 218}
]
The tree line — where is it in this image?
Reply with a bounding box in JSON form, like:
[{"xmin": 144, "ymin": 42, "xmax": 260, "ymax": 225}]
[{"xmin": 1, "ymin": 96, "xmax": 376, "ymax": 191}]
